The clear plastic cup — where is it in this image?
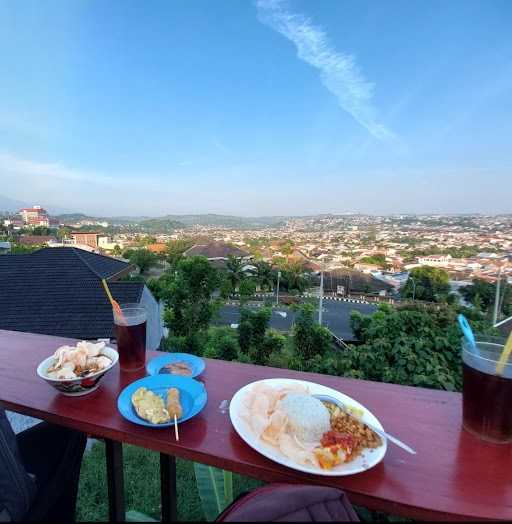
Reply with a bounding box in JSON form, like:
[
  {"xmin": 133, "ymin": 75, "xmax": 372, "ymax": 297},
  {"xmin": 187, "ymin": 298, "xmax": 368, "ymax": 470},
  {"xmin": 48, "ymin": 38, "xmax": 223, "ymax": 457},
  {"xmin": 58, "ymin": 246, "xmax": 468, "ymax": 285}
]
[
  {"xmin": 113, "ymin": 303, "xmax": 147, "ymax": 372},
  {"xmin": 462, "ymin": 336, "xmax": 512, "ymax": 443}
]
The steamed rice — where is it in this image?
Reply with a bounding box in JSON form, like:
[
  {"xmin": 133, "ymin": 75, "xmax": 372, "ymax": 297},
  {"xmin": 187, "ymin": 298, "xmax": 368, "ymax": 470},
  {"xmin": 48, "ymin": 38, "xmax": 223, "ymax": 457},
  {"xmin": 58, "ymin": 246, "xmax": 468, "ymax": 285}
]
[{"xmin": 279, "ymin": 394, "xmax": 330, "ymax": 443}]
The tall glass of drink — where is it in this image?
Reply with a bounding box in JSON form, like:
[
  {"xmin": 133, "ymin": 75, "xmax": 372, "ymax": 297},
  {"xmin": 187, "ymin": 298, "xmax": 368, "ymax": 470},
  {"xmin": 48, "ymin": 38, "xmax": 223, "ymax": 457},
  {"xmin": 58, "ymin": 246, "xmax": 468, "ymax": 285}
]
[
  {"xmin": 462, "ymin": 336, "xmax": 512, "ymax": 443},
  {"xmin": 113, "ymin": 304, "xmax": 147, "ymax": 372}
]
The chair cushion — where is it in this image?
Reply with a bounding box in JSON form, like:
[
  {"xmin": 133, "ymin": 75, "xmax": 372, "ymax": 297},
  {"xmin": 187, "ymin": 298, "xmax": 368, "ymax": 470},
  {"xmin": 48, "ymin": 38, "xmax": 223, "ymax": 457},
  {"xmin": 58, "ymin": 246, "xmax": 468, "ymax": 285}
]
[{"xmin": 216, "ymin": 483, "xmax": 359, "ymax": 522}]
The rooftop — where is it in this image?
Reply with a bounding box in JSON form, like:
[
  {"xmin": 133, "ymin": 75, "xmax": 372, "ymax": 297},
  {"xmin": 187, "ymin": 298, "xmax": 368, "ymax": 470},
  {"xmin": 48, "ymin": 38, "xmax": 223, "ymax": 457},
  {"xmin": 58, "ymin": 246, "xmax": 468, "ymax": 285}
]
[{"xmin": 0, "ymin": 247, "xmax": 140, "ymax": 339}]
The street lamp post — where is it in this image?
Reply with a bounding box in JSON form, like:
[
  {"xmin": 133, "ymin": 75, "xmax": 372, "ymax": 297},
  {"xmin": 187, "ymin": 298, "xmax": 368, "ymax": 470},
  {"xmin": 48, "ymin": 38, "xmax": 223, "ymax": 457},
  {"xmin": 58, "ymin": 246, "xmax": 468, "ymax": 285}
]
[
  {"xmin": 409, "ymin": 276, "xmax": 416, "ymax": 301},
  {"xmin": 276, "ymin": 271, "xmax": 281, "ymax": 306},
  {"xmin": 318, "ymin": 270, "xmax": 324, "ymax": 325}
]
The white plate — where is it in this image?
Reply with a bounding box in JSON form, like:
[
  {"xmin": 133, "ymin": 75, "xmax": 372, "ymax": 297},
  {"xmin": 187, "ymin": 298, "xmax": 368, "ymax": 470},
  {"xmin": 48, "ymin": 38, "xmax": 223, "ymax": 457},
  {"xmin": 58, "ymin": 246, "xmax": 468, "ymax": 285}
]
[{"xmin": 230, "ymin": 378, "xmax": 387, "ymax": 476}]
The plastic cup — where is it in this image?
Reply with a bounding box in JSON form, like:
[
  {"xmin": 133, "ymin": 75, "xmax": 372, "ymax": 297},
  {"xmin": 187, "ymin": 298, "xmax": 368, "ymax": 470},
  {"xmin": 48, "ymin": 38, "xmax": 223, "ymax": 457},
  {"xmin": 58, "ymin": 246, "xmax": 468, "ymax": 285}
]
[
  {"xmin": 462, "ymin": 336, "xmax": 512, "ymax": 444},
  {"xmin": 113, "ymin": 303, "xmax": 147, "ymax": 372}
]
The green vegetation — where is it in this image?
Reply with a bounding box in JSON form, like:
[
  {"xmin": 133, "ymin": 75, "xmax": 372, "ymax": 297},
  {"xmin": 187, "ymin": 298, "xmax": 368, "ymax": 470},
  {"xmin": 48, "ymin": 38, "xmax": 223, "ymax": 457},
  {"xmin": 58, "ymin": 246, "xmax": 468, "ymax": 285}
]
[
  {"xmin": 8, "ymin": 244, "xmax": 40, "ymax": 254},
  {"xmin": 251, "ymin": 261, "xmax": 275, "ymax": 291},
  {"xmin": 77, "ymin": 442, "xmax": 261, "ymax": 522},
  {"xmin": 359, "ymin": 254, "xmax": 387, "ymax": 266},
  {"xmin": 401, "ymin": 266, "xmax": 451, "ymax": 302},
  {"xmin": 277, "ymin": 260, "xmax": 311, "ymax": 293},
  {"xmin": 122, "ymin": 248, "xmax": 159, "ymax": 274},
  {"xmin": 460, "ymin": 278, "xmax": 511, "ymax": 317},
  {"xmin": 291, "ymin": 303, "xmax": 332, "ymax": 362},
  {"xmin": 239, "ymin": 278, "xmax": 256, "ymax": 304},
  {"xmin": 155, "ymin": 256, "xmax": 220, "ymax": 354},
  {"xmin": 163, "ymin": 239, "xmax": 193, "ymax": 269}
]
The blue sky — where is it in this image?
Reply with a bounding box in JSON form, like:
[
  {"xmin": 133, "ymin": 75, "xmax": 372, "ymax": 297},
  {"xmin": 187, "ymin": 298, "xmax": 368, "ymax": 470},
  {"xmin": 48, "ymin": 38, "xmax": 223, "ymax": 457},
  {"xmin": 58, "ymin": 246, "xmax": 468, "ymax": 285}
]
[{"xmin": 1, "ymin": 0, "xmax": 511, "ymax": 216}]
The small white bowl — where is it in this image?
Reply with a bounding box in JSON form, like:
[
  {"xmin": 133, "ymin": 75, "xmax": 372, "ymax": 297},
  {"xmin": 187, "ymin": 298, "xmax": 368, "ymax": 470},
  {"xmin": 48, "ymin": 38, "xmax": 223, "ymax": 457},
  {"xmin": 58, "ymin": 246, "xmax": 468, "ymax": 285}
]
[{"xmin": 37, "ymin": 345, "xmax": 119, "ymax": 396}]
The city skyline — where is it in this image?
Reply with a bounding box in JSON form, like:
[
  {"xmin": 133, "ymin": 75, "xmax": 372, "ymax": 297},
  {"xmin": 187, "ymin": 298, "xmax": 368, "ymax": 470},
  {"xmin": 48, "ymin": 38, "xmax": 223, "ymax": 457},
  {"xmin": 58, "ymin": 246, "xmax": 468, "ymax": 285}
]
[{"xmin": 1, "ymin": 0, "xmax": 511, "ymax": 216}]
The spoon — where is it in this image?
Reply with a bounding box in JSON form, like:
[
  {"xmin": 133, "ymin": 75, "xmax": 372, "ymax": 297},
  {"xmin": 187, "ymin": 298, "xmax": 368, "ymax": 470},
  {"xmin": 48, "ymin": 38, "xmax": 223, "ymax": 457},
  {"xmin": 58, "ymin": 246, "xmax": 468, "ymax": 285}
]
[
  {"xmin": 457, "ymin": 314, "xmax": 480, "ymax": 356},
  {"xmin": 314, "ymin": 394, "xmax": 416, "ymax": 455}
]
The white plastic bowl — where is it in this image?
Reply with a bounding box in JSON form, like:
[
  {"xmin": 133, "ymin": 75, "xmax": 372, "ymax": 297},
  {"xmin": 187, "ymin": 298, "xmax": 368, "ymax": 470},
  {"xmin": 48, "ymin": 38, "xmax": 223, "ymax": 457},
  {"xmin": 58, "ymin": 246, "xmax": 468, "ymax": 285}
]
[{"xmin": 37, "ymin": 345, "xmax": 119, "ymax": 396}]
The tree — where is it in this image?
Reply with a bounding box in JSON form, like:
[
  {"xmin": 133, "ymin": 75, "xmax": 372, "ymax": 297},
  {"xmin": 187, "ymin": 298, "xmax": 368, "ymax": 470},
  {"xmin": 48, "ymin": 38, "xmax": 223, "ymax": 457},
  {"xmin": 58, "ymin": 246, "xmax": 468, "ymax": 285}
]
[
  {"xmin": 219, "ymin": 277, "xmax": 233, "ymax": 300},
  {"xmin": 226, "ymin": 256, "xmax": 245, "ymax": 290},
  {"xmin": 112, "ymin": 244, "xmax": 122, "ymax": 257},
  {"xmin": 332, "ymin": 304, "xmax": 477, "ymax": 391},
  {"xmin": 359, "ymin": 254, "xmax": 386, "ymax": 266},
  {"xmin": 292, "ymin": 304, "xmax": 332, "ymax": 362},
  {"xmin": 402, "ymin": 266, "xmax": 450, "ymax": 302},
  {"xmin": 252, "ymin": 261, "xmax": 275, "ymax": 291},
  {"xmin": 32, "ymin": 226, "xmax": 51, "ymax": 236},
  {"xmin": 238, "ymin": 307, "xmax": 273, "ymax": 364},
  {"xmin": 136, "ymin": 235, "xmax": 157, "ymax": 247},
  {"xmin": 203, "ymin": 326, "xmax": 240, "ymax": 361},
  {"xmin": 164, "ymin": 239, "xmax": 193, "ymax": 269},
  {"xmin": 281, "ymin": 261, "xmax": 310, "ymax": 293},
  {"xmin": 239, "ymin": 278, "xmax": 256, "ymax": 304},
  {"xmin": 57, "ymin": 226, "xmax": 71, "ymax": 240},
  {"xmin": 123, "ymin": 248, "xmax": 158, "ymax": 274},
  {"xmin": 460, "ymin": 278, "xmax": 511, "ymax": 317},
  {"xmin": 157, "ymin": 256, "xmax": 220, "ymax": 354},
  {"xmin": 9, "ymin": 244, "xmax": 39, "ymax": 254}
]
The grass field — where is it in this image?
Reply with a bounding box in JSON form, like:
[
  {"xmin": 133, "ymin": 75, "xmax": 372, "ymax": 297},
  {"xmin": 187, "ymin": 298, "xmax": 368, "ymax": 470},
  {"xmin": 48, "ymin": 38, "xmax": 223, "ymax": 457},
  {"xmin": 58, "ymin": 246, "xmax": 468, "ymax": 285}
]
[
  {"xmin": 77, "ymin": 441, "xmax": 409, "ymax": 522},
  {"xmin": 77, "ymin": 441, "xmax": 262, "ymax": 522}
]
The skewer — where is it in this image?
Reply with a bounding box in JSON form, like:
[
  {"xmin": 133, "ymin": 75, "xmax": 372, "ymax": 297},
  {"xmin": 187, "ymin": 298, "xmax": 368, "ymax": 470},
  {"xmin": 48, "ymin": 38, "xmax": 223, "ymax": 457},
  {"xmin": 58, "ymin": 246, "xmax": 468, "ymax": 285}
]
[{"xmin": 174, "ymin": 414, "xmax": 179, "ymax": 441}]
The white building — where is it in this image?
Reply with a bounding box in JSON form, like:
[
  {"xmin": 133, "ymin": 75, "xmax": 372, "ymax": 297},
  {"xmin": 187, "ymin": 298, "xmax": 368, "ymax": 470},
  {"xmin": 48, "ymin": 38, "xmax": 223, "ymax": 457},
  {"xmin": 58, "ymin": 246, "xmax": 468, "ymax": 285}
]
[{"xmin": 417, "ymin": 254, "xmax": 452, "ymax": 267}]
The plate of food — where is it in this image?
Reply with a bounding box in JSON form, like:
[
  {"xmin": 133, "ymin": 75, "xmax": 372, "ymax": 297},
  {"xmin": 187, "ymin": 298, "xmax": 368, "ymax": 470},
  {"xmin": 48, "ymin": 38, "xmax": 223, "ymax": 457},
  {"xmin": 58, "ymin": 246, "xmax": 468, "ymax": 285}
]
[
  {"xmin": 117, "ymin": 375, "xmax": 207, "ymax": 427},
  {"xmin": 37, "ymin": 341, "xmax": 118, "ymax": 396},
  {"xmin": 230, "ymin": 378, "xmax": 387, "ymax": 476},
  {"xmin": 146, "ymin": 353, "xmax": 205, "ymax": 378}
]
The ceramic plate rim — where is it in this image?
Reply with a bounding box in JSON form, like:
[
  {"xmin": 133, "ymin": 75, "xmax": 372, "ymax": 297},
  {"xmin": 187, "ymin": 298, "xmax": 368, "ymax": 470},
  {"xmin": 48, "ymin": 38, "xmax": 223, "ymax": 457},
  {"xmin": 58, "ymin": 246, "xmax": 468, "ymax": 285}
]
[
  {"xmin": 117, "ymin": 375, "xmax": 207, "ymax": 428},
  {"xmin": 229, "ymin": 378, "xmax": 387, "ymax": 476}
]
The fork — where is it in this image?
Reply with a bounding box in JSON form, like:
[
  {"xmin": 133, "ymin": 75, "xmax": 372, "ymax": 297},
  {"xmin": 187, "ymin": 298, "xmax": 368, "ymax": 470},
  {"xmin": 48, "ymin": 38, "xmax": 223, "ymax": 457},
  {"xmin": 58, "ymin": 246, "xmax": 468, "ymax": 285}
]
[{"xmin": 314, "ymin": 394, "xmax": 416, "ymax": 455}]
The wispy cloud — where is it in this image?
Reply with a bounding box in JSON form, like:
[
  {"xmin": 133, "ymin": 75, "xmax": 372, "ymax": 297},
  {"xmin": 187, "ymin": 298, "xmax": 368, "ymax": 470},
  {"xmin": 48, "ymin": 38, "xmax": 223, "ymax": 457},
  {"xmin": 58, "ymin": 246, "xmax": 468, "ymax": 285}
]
[
  {"xmin": 256, "ymin": 0, "xmax": 395, "ymax": 141},
  {"xmin": 0, "ymin": 151, "xmax": 116, "ymax": 185}
]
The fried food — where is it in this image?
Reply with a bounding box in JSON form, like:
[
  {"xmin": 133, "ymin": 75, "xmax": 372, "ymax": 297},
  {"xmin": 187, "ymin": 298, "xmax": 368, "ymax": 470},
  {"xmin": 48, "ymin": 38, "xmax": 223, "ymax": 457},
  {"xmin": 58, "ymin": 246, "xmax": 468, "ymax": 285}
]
[
  {"xmin": 47, "ymin": 341, "xmax": 111, "ymax": 379},
  {"xmin": 162, "ymin": 362, "xmax": 192, "ymax": 376},
  {"xmin": 323, "ymin": 402, "xmax": 382, "ymax": 460},
  {"xmin": 132, "ymin": 387, "xmax": 170, "ymax": 424},
  {"xmin": 166, "ymin": 387, "xmax": 183, "ymax": 419}
]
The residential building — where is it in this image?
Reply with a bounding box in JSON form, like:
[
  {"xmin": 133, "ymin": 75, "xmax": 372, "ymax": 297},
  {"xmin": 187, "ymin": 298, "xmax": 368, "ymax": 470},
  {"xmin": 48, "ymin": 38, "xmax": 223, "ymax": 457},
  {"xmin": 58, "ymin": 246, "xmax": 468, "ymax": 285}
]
[
  {"xmin": 19, "ymin": 206, "xmax": 50, "ymax": 227},
  {"xmin": 71, "ymin": 231, "xmax": 101, "ymax": 249},
  {"xmin": 417, "ymin": 254, "xmax": 452, "ymax": 267},
  {"xmin": 183, "ymin": 242, "xmax": 250, "ymax": 268},
  {"xmin": 18, "ymin": 235, "xmax": 57, "ymax": 247}
]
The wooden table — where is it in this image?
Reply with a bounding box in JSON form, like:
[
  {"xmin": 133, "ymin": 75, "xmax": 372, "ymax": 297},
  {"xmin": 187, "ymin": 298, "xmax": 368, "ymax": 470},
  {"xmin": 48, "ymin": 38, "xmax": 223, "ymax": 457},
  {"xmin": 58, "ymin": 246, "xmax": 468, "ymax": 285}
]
[{"xmin": 1, "ymin": 329, "xmax": 511, "ymax": 522}]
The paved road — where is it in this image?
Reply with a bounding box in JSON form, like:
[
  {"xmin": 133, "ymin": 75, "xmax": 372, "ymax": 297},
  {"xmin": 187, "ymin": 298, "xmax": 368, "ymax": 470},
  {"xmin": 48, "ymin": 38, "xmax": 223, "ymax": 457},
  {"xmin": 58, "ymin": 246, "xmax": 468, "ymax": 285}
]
[{"xmin": 214, "ymin": 299, "xmax": 376, "ymax": 342}]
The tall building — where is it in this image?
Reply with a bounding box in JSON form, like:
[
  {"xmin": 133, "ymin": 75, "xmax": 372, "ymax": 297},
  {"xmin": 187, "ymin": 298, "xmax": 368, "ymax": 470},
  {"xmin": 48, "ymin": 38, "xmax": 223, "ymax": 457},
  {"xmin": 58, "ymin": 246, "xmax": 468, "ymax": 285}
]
[{"xmin": 19, "ymin": 206, "xmax": 50, "ymax": 227}]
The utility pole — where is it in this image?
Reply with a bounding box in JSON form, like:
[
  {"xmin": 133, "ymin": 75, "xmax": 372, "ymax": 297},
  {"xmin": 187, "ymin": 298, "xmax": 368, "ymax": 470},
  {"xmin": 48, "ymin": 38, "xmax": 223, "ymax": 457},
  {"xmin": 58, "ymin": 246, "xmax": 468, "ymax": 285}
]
[
  {"xmin": 410, "ymin": 276, "xmax": 416, "ymax": 301},
  {"xmin": 318, "ymin": 269, "xmax": 324, "ymax": 325},
  {"xmin": 493, "ymin": 265, "xmax": 502, "ymax": 326},
  {"xmin": 276, "ymin": 271, "xmax": 281, "ymax": 306}
]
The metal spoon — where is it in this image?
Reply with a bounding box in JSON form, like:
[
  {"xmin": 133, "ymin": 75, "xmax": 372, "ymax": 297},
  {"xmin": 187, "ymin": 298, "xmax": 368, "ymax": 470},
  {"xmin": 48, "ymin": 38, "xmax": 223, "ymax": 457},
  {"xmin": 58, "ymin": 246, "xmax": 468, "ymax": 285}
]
[{"xmin": 314, "ymin": 394, "xmax": 416, "ymax": 455}]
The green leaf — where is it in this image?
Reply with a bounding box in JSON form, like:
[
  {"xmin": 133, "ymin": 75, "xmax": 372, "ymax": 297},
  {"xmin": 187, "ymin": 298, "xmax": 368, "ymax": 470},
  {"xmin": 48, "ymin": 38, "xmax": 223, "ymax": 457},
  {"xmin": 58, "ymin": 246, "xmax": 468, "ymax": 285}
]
[{"xmin": 193, "ymin": 463, "xmax": 233, "ymax": 521}]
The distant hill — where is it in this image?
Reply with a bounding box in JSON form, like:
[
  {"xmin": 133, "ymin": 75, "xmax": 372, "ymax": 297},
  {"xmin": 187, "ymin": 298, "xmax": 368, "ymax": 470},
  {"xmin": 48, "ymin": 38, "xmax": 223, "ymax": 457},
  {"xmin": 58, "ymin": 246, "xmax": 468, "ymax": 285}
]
[
  {"xmin": 0, "ymin": 194, "xmax": 28, "ymax": 213},
  {"xmin": 162, "ymin": 214, "xmax": 288, "ymax": 228},
  {"xmin": 55, "ymin": 213, "xmax": 288, "ymax": 229},
  {"xmin": 0, "ymin": 194, "xmax": 76, "ymax": 215}
]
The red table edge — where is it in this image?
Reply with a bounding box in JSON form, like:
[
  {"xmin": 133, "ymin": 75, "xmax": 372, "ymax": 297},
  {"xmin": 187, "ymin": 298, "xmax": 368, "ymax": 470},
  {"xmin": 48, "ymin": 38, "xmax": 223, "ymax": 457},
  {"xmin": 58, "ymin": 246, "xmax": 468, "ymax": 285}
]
[{"xmin": 1, "ymin": 398, "xmax": 490, "ymax": 523}]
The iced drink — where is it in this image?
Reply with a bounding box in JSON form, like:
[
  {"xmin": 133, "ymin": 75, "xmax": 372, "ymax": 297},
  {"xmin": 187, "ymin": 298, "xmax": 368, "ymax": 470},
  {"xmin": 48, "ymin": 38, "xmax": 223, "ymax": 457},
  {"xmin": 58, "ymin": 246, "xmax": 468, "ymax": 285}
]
[
  {"xmin": 462, "ymin": 337, "xmax": 512, "ymax": 443},
  {"xmin": 114, "ymin": 304, "xmax": 147, "ymax": 372}
]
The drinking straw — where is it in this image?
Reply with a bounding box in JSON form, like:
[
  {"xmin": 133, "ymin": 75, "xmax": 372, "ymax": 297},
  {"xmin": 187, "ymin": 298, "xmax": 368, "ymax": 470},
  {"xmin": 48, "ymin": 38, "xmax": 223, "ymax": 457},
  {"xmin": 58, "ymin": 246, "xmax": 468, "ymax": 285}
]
[
  {"xmin": 174, "ymin": 414, "xmax": 179, "ymax": 441},
  {"xmin": 496, "ymin": 330, "xmax": 512, "ymax": 376},
  {"xmin": 101, "ymin": 278, "xmax": 124, "ymax": 318},
  {"xmin": 457, "ymin": 314, "xmax": 479, "ymax": 356}
]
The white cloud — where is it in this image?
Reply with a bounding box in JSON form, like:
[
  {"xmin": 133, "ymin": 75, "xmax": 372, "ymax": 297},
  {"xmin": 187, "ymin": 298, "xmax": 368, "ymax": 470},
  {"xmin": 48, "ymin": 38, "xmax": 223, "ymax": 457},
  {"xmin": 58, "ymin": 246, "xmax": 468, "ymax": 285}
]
[
  {"xmin": 256, "ymin": 0, "xmax": 395, "ymax": 141},
  {"xmin": 0, "ymin": 151, "xmax": 116, "ymax": 185}
]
